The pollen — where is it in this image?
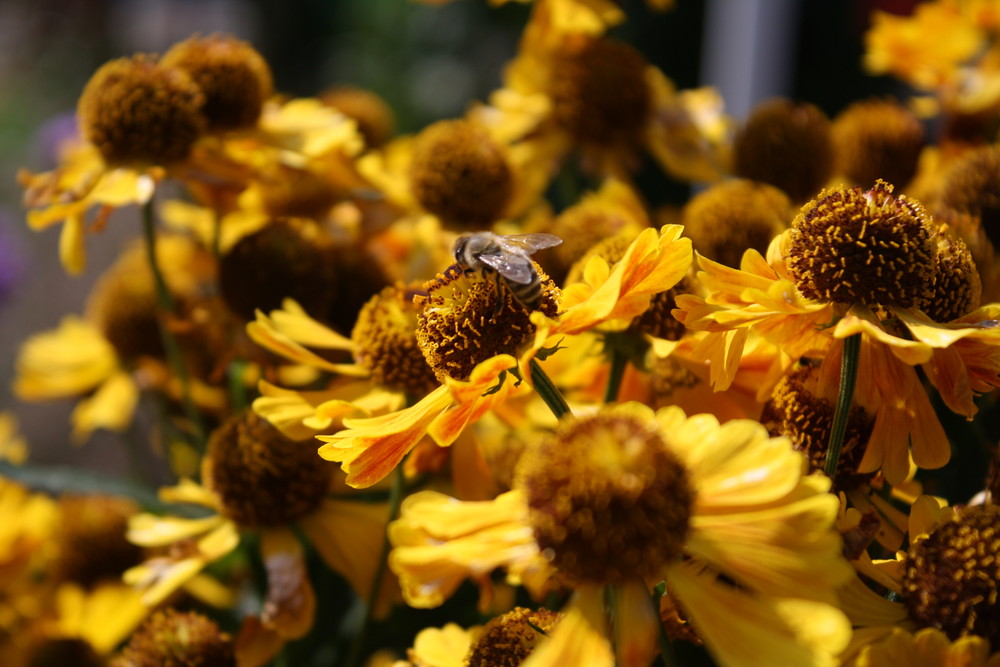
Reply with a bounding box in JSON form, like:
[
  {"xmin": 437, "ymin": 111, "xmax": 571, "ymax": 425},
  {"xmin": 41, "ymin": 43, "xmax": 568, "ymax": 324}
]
[
  {"xmin": 77, "ymin": 54, "xmax": 206, "ymax": 167},
  {"xmin": 218, "ymin": 218, "xmax": 338, "ymax": 322},
  {"xmin": 205, "ymin": 410, "xmax": 331, "ymax": 527},
  {"xmin": 918, "ymin": 225, "xmax": 982, "ymax": 322},
  {"xmin": 352, "ymin": 283, "xmax": 439, "ymax": 398},
  {"xmin": 733, "ymin": 98, "xmax": 835, "ymax": 202},
  {"xmin": 759, "ymin": 365, "xmax": 875, "ymax": 491},
  {"xmin": 415, "ymin": 264, "xmax": 559, "ymax": 383},
  {"xmin": 53, "ymin": 494, "xmax": 143, "ymax": 588},
  {"xmin": 161, "ymin": 33, "xmax": 272, "ymax": 131},
  {"xmin": 259, "ymin": 165, "xmax": 341, "ymax": 221},
  {"xmin": 832, "ymin": 98, "xmax": 924, "ymax": 189},
  {"xmin": 408, "ymin": 119, "xmax": 513, "ymax": 229},
  {"xmin": 515, "ymin": 405, "xmax": 694, "ymax": 585},
  {"xmin": 785, "ymin": 180, "xmax": 936, "ymax": 309},
  {"xmin": 320, "ymin": 85, "xmax": 395, "ymax": 148},
  {"xmin": 681, "ymin": 179, "xmax": 791, "ymax": 268},
  {"xmin": 937, "ymin": 144, "xmax": 1000, "ymax": 250},
  {"xmin": 464, "ymin": 607, "xmax": 561, "ymax": 667},
  {"xmin": 901, "ymin": 504, "xmax": 1000, "ymax": 649},
  {"xmin": 549, "ymin": 36, "xmax": 652, "ymax": 146},
  {"xmin": 110, "ymin": 608, "xmax": 235, "ymax": 667}
]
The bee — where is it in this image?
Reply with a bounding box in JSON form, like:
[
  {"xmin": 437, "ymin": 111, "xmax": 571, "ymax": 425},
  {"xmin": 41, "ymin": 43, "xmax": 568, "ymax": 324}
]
[{"xmin": 453, "ymin": 232, "xmax": 562, "ymax": 311}]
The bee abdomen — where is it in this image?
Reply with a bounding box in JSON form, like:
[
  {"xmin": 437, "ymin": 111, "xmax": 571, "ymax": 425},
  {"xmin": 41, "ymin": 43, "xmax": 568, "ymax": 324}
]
[{"xmin": 506, "ymin": 268, "xmax": 543, "ymax": 310}]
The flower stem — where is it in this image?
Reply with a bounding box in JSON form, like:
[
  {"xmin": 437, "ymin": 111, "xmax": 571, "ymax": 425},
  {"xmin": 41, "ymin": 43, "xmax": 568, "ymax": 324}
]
[
  {"xmin": 604, "ymin": 346, "xmax": 627, "ymax": 404},
  {"xmin": 345, "ymin": 462, "xmax": 406, "ymax": 667},
  {"xmin": 824, "ymin": 333, "xmax": 861, "ymax": 478},
  {"xmin": 141, "ymin": 199, "xmax": 206, "ymax": 447},
  {"xmin": 530, "ymin": 358, "xmax": 571, "ymax": 419}
]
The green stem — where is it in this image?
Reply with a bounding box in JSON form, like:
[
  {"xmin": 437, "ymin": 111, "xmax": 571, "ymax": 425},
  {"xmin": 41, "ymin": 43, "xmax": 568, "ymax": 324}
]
[
  {"xmin": 604, "ymin": 346, "xmax": 627, "ymax": 404},
  {"xmin": 227, "ymin": 359, "xmax": 249, "ymax": 414},
  {"xmin": 824, "ymin": 333, "xmax": 861, "ymax": 478},
  {"xmin": 142, "ymin": 200, "xmax": 206, "ymax": 447},
  {"xmin": 530, "ymin": 358, "xmax": 571, "ymax": 419},
  {"xmin": 345, "ymin": 463, "xmax": 406, "ymax": 667}
]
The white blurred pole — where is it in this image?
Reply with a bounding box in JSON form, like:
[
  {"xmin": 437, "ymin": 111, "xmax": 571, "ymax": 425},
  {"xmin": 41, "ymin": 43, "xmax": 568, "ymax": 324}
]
[{"xmin": 700, "ymin": 0, "xmax": 801, "ymax": 120}]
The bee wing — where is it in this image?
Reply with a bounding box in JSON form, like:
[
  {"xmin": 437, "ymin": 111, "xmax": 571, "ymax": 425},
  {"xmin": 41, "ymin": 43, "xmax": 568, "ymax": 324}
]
[
  {"xmin": 477, "ymin": 252, "xmax": 536, "ymax": 284},
  {"xmin": 496, "ymin": 233, "xmax": 563, "ymax": 254}
]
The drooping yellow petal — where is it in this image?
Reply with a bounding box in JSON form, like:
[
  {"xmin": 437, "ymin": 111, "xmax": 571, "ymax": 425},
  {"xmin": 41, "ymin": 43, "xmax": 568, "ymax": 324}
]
[
  {"xmin": 687, "ymin": 476, "xmax": 852, "ymax": 602},
  {"xmin": 70, "ymin": 369, "xmax": 139, "ymax": 443},
  {"xmin": 259, "ymin": 526, "xmax": 316, "ymax": 640},
  {"xmin": 318, "ymin": 385, "xmax": 453, "ymax": 488},
  {"xmin": 430, "ymin": 354, "xmax": 521, "ymax": 447},
  {"xmin": 127, "ymin": 513, "xmax": 228, "ymax": 548},
  {"xmin": 247, "ymin": 302, "xmax": 364, "ymax": 375},
  {"xmin": 388, "ymin": 490, "xmax": 550, "ymax": 610},
  {"xmin": 62, "ymin": 582, "xmax": 148, "ymax": 654},
  {"xmin": 299, "ymin": 498, "xmax": 396, "ymax": 617},
  {"xmin": 14, "ymin": 316, "xmax": 118, "ymax": 400},
  {"xmin": 59, "ymin": 212, "xmax": 87, "ymax": 275},
  {"xmin": 668, "ymin": 560, "xmax": 851, "ymax": 667},
  {"xmin": 125, "ymin": 519, "xmax": 240, "ymax": 606}
]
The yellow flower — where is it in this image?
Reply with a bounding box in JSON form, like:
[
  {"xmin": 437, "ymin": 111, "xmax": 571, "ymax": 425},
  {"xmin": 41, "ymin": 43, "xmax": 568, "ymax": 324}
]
[
  {"xmin": 389, "ymin": 403, "xmax": 853, "ymax": 667},
  {"xmin": 476, "ymin": 0, "xmax": 731, "ymax": 182},
  {"xmin": 674, "ymin": 182, "xmax": 1000, "ymax": 483},
  {"xmin": 13, "ymin": 316, "xmax": 139, "ymax": 443},
  {"xmin": 838, "ymin": 497, "xmax": 1000, "ymax": 667},
  {"xmin": 124, "ymin": 411, "xmax": 396, "ymax": 646}
]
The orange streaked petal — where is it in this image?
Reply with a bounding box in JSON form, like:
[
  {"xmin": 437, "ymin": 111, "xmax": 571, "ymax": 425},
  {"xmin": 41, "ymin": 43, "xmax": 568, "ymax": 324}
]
[{"xmin": 317, "ymin": 385, "xmax": 453, "ymax": 488}]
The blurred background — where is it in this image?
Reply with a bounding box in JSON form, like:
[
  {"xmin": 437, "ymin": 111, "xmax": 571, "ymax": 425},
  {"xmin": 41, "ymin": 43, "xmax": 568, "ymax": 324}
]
[{"xmin": 0, "ymin": 0, "xmax": 911, "ymax": 473}]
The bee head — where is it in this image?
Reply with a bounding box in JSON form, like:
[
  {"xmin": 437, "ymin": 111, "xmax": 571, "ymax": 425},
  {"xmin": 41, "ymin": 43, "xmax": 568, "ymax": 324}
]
[{"xmin": 453, "ymin": 235, "xmax": 470, "ymax": 263}]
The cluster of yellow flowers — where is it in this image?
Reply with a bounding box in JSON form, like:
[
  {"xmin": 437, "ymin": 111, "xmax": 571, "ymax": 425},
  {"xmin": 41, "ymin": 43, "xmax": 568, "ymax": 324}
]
[{"xmin": 4, "ymin": 1, "xmax": 1000, "ymax": 666}]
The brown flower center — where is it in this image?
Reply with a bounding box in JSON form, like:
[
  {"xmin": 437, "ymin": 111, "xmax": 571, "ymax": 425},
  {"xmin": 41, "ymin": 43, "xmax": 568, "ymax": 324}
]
[
  {"xmin": 785, "ymin": 181, "xmax": 935, "ymax": 309},
  {"xmin": 110, "ymin": 609, "xmax": 235, "ymax": 667},
  {"xmin": 206, "ymin": 410, "xmax": 331, "ymax": 527},
  {"xmin": 759, "ymin": 365, "xmax": 874, "ymax": 491},
  {"xmin": 681, "ymin": 179, "xmax": 791, "ymax": 268},
  {"xmin": 320, "ymin": 85, "xmax": 395, "ymax": 148},
  {"xmin": 901, "ymin": 504, "xmax": 1000, "ymax": 649},
  {"xmin": 415, "ymin": 264, "xmax": 559, "ymax": 382},
  {"xmin": 515, "ymin": 408, "xmax": 693, "ymax": 585},
  {"xmin": 77, "ymin": 54, "xmax": 206, "ymax": 167},
  {"xmin": 352, "ymin": 284, "xmax": 439, "ymax": 398},
  {"xmin": 733, "ymin": 99, "xmax": 834, "ymax": 202},
  {"xmin": 464, "ymin": 607, "xmax": 562, "ymax": 667},
  {"xmin": 161, "ymin": 33, "xmax": 273, "ymax": 131},
  {"xmin": 54, "ymin": 494, "xmax": 143, "ymax": 588},
  {"xmin": 919, "ymin": 224, "xmax": 982, "ymax": 322},
  {"xmin": 938, "ymin": 145, "xmax": 1000, "ymax": 250},
  {"xmin": 409, "ymin": 119, "xmax": 513, "ymax": 229},
  {"xmin": 218, "ymin": 218, "xmax": 338, "ymax": 322},
  {"xmin": 549, "ymin": 36, "xmax": 652, "ymax": 145},
  {"xmin": 832, "ymin": 98, "xmax": 924, "ymax": 189},
  {"xmin": 259, "ymin": 165, "xmax": 341, "ymax": 221}
]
